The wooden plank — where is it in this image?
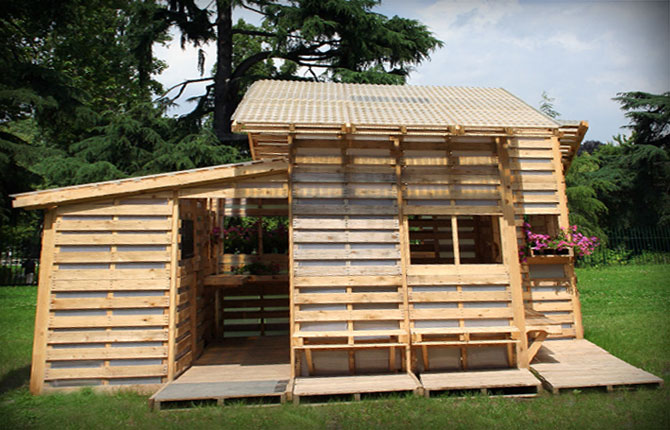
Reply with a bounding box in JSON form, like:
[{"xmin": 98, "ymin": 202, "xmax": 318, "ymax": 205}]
[
  {"xmin": 48, "ymin": 330, "xmax": 168, "ymax": 344},
  {"xmin": 51, "ymin": 278, "xmax": 169, "ymax": 291},
  {"xmin": 45, "ymin": 365, "xmax": 166, "ymax": 380},
  {"xmin": 498, "ymin": 137, "xmax": 529, "ymax": 368},
  {"xmin": 410, "ymin": 308, "xmax": 513, "ymax": 319},
  {"xmin": 407, "ymin": 264, "xmax": 508, "ymax": 277},
  {"xmin": 47, "ymin": 346, "xmax": 167, "ymax": 360},
  {"xmin": 288, "ymin": 135, "xmax": 297, "ymax": 379},
  {"xmin": 293, "ymin": 217, "xmax": 399, "ymax": 230},
  {"xmin": 54, "ymin": 251, "xmax": 171, "ymax": 264},
  {"xmin": 295, "ymin": 292, "xmax": 401, "ymax": 304},
  {"xmin": 50, "ymin": 297, "xmax": 169, "ymax": 310},
  {"xmin": 294, "ymin": 231, "xmax": 399, "ymax": 243},
  {"xmin": 294, "ymin": 329, "xmax": 404, "ymax": 338},
  {"xmin": 57, "ymin": 204, "xmax": 171, "ymax": 216},
  {"xmin": 294, "ymin": 309, "xmax": 403, "ymax": 322},
  {"xmin": 293, "ymin": 248, "xmax": 399, "ymax": 260},
  {"xmin": 293, "ymin": 275, "xmax": 401, "ymax": 287},
  {"xmin": 403, "ymin": 206, "xmax": 501, "ymax": 216},
  {"xmin": 49, "ymin": 315, "xmax": 168, "ymax": 328},
  {"xmin": 52, "ymin": 268, "xmax": 168, "ymax": 280},
  {"xmin": 179, "ymin": 185, "xmax": 288, "ymax": 199},
  {"xmin": 55, "ymin": 219, "xmax": 171, "ymax": 231},
  {"xmin": 55, "ymin": 233, "xmax": 171, "ymax": 245},
  {"xmin": 30, "ymin": 209, "xmax": 56, "ymax": 394},
  {"xmin": 410, "ymin": 291, "xmax": 511, "ymax": 302},
  {"xmin": 14, "ymin": 159, "xmax": 288, "ymax": 209},
  {"xmin": 293, "ymin": 204, "xmax": 398, "ymax": 216}
]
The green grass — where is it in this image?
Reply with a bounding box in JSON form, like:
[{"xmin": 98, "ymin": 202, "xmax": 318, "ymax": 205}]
[{"xmin": 0, "ymin": 265, "xmax": 669, "ymax": 429}]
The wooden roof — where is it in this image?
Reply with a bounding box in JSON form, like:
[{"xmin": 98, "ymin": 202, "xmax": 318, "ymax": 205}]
[
  {"xmin": 12, "ymin": 158, "xmax": 288, "ymax": 209},
  {"xmin": 232, "ymin": 80, "xmax": 561, "ymax": 132}
]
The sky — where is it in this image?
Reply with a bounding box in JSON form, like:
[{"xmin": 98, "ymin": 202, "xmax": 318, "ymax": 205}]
[{"xmin": 154, "ymin": 0, "xmax": 670, "ymax": 143}]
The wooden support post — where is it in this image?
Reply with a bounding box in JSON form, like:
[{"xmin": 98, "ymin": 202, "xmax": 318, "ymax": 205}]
[
  {"xmin": 287, "ymin": 134, "xmax": 297, "ymax": 378},
  {"xmin": 551, "ymin": 135, "xmax": 584, "ymax": 339},
  {"xmin": 393, "ymin": 137, "xmax": 413, "ymax": 374},
  {"xmin": 29, "ymin": 208, "xmax": 56, "ymax": 395},
  {"xmin": 496, "ymin": 137, "xmax": 529, "ymax": 368},
  {"xmin": 167, "ymin": 193, "xmax": 180, "ymax": 380}
]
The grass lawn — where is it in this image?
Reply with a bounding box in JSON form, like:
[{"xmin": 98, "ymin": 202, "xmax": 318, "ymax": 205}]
[{"xmin": 0, "ymin": 264, "xmax": 668, "ymax": 429}]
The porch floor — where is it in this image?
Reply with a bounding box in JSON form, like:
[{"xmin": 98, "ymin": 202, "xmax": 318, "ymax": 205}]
[
  {"xmin": 531, "ymin": 339, "xmax": 663, "ymax": 393},
  {"xmin": 149, "ymin": 336, "xmax": 291, "ymax": 408},
  {"xmin": 149, "ymin": 338, "xmax": 663, "ymax": 409}
]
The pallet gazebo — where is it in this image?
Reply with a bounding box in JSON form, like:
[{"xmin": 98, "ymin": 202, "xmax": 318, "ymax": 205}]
[{"xmin": 13, "ymin": 80, "xmax": 661, "ymax": 404}]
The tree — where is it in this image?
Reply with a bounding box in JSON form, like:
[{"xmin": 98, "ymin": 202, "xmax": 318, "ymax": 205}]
[
  {"xmin": 160, "ymin": 0, "xmax": 443, "ymax": 142},
  {"xmin": 539, "ymin": 91, "xmax": 560, "ymax": 119},
  {"xmin": 613, "ymin": 91, "xmax": 670, "ymax": 150}
]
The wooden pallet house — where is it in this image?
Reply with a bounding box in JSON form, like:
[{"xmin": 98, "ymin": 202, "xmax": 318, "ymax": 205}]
[{"xmin": 13, "ymin": 80, "xmax": 591, "ymax": 395}]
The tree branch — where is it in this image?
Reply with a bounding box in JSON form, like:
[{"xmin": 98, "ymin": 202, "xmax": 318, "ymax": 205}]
[
  {"xmin": 239, "ymin": 2, "xmax": 271, "ymax": 17},
  {"xmin": 158, "ymin": 77, "xmax": 215, "ymax": 101},
  {"xmin": 231, "ymin": 28, "xmax": 278, "ymax": 38}
]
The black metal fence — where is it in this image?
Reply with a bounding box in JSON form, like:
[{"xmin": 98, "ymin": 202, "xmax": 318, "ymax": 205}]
[
  {"xmin": 576, "ymin": 226, "xmax": 670, "ymax": 267},
  {"xmin": 0, "ymin": 249, "xmax": 39, "ymax": 286}
]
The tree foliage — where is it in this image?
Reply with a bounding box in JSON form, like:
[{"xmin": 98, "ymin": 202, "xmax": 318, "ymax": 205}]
[
  {"xmin": 566, "ymin": 91, "xmax": 670, "ymax": 236},
  {"xmin": 160, "ymin": 0, "xmax": 444, "ymax": 140}
]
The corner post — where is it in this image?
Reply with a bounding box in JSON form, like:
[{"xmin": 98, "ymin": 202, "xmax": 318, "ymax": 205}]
[
  {"xmin": 496, "ymin": 136, "xmax": 529, "ymax": 368},
  {"xmin": 30, "ymin": 208, "xmax": 57, "ymax": 394}
]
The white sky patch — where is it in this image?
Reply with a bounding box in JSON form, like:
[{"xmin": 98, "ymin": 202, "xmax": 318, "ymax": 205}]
[{"xmin": 154, "ymin": 0, "xmax": 670, "ymax": 143}]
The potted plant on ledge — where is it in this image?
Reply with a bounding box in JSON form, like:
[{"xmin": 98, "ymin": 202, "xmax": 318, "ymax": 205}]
[{"xmin": 519, "ymin": 223, "xmax": 599, "ymax": 262}]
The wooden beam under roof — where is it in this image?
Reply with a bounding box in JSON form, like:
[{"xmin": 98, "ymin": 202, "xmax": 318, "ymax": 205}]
[{"xmin": 13, "ymin": 158, "xmax": 288, "ymax": 209}]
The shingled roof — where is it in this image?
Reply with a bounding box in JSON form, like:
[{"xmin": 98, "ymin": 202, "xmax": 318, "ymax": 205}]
[{"xmin": 232, "ymin": 80, "xmax": 560, "ymax": 130}]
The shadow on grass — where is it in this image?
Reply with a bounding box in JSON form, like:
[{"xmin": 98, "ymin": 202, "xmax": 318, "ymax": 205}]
[{"xmin": 0, "ymin": 365, "xmax": 30, "ymax": 395}]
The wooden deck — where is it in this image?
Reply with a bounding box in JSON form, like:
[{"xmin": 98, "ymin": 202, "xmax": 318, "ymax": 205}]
[
  {"xmin": 150, "ymin": 337, "xmax": 291, "ymax": 409},
  {"xmin": 150, "ymin": 337, "xmax": 664, "ymax": 409},
  {"xmin": 531, "ymin": 339, "xmax": 664, "ymax": 393},
  {"xmin": 293, "ymin": 373, "xmax": 421, "ymax": 403},
  {"xmin": 421, "ymin": 369, "xmax": 542, "ymax": 397}
]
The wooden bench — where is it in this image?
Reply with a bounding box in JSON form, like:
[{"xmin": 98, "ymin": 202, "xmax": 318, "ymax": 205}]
[{"xmin": 524, "ymin": 308, "xmax": 562, "ymax": 362}]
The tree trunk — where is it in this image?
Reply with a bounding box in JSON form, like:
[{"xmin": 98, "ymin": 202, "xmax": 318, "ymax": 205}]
[{"xmin": 214, "ymin": 0, "xmax": 234, "ymax": 142}]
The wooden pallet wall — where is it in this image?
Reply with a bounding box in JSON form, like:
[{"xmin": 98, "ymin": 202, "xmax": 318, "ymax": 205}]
[
  {"xmin": 509, "ymin": 136, "xmax": 561, "ymax": 216},
  {"xmin": 509, "ymin": 135, "xmax": 584, "ymax": 339},
  {"xmin": 35, "ymin": 194, "xmax": 175, "ymax": 392},
  {"xmin": 291, "ymin": 138, "xmax": 406, "ymax": 375},
  {"xmin": 399, "ymin": 137, "xmax": 518, "ymax": 370},
  {"xmin": 173, "ymin": 199, "xmax": 214, "ymax": 376}
]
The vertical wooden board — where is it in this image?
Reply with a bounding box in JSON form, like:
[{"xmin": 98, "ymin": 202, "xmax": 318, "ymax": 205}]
[
  {"xmin": 167, "ymin": 193, "xmax": 180, "ymax": 380},
  {"xmin": 30, "ymin": 209, "xmax": 56, "ymax": 394},
  {"xmin": 497, "ymin": 137, "xmax": 529, "ymax": 368}
]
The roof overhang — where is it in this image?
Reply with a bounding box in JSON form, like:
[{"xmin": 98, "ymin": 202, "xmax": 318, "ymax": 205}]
[
  {"xmin": 557, "ymin": 120, "xmax": 589, "ymax": 168},
  {"xmin": 12, "ymin": 158, "xmax": 288, "ymax": 210}
]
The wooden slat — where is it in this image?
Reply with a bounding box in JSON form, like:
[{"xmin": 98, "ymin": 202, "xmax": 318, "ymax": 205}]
[
  {"xmin": 293, "ymin": 248, "xmax": 399, "ymax": 260},
  {"xmin": 403, "ymin": 205, "xmax": 501, "ymax": 216},
  {"xmin": 52, "ymin": 269, "xmax": 169, "ymax": 281},
  {"xmin": 51, "ymin": 279, "xmax": 169, "ymax": 291},
  {"xmin": 293, "ymin": 231, "xmax": 399, "ymax": 243},
  {"xmin": 47, "ymin": 346, "xmax": 167, "ymax": 360},
  {"xmin": 54, "ymin": 251, "xmax": 171, "ymax": 263},
  {"xmin": 50, "ymin": 296, "xmax": 169, "ymax": 310},
  {"xmin": 410, "ymin": 307, "xmax": 513, "ymax": 319},
  {"xmin": 55, "ymin": 233, "xmax": 171, "ymax": 245},
  {"xmin": 48, "ymin": 330, "xmax": 168, "ymax": 344},
  {"xmin": 49, "ymin": 315, "xmax": 168, "ymax": 328},
  {"xmin": 295, "ymin": 292, "xmax": 401, "ymax": 304},
  {"xmin": 45, "ymin": 365, "xmax": 166, "ymax": 380},
  {"xmin": 410, "ymin": 291, "xmax": 511, "ymax": 302},
  {"xmin": 56, "ymin": 219, "xmax": 171, "ymax": 231},
  {"xmin": 57, "ymin": 204, "xmax": 171, "ymax": 216},
  {"xmin": 293, "ymin": 275, "xmax": 401, "ymax": 287},
  {"xmin": 294, "ymin": 309, "xmax": 403, "ymax": 322}
]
